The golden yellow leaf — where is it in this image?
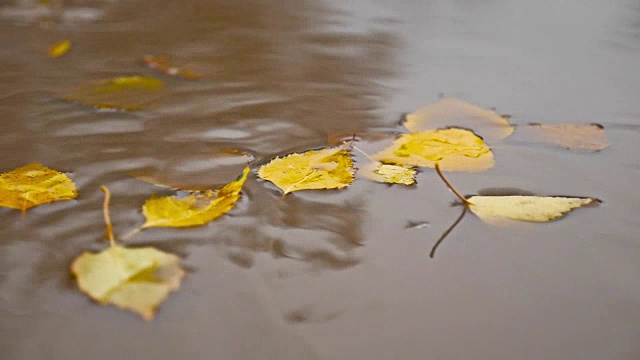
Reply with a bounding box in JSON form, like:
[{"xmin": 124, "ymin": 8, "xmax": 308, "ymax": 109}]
[
  {"xmin": 71, "ymin": 245, "xmax": 185, "ymax": 320},
  {"xmin": 372, "ymin": 128, "xmax": 494, "ymax": 172},
  {"xmin": 404, "ymin": 97, "xmax": 514, "ymax": 141},
  {"xmin": 467, "ymin": 196, "xmax": 595, "ymax": 224},
  {"xmin": 359, "ymin": 162, "xmax": 416, "ymax": 185},
  {"xmin": 0, "ymin": 163, "xmax": 78, "ymax": 211},
  {"xmin": 524, "ymin": 123, "xmax": 608, "ymax": 151},
  {"xmin": 258, "ymin": 148, "xmax": 354, "ymax": 194},
  {"xmin": 64, "ymin": 76, "xmax": 164, "ymax": 111},
  {"xmin": 49, "ymin": 40, "xmax": 71, "ymax": 58},
  {"xmin": 141, "ymin": 167, "xmax": 249, "ymax": 228}
]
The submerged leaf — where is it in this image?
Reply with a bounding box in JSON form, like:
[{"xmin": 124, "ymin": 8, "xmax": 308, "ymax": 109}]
[
  {"xmin": 0, "ymin": 163, "xmax": 77, "ymax": 211},
  {"xmin": 258, "ymin": 148, "xmax": 354, "ymax": 194},
  {"xmin": 373, "ymin": 128, "xmax": 494, "ymax": 172},
  {"xmin": 143, "ymin": 55, "xmax": 200, "ymax": 80},
  {"xmin": 141, "ymin": 167, "xmax": 249, "ymax": 228},
  {"xmin": 359, "ymin": 162, "xmax": 416, "ymax": 185},
  {"xmin": 71, "ymin": 245, "xmax": 185, "ymax": 320},
  {"xmin": 524, "ymin": 123, "xmax": 608, "ymax": 151},
  {"xmin": 467, "ymin": 196, "xmax": 595, "ymax": 223},
  {"xmin": 49, "ymin": 40, "xmax": 71, "ymax": 58},
  {"xmin": 64, "ymin": 75, "xmax": 164, "ymax": 111},
  {"xmin": 404, "ymin": 97, "xmax": 514, "ymax": 141}
]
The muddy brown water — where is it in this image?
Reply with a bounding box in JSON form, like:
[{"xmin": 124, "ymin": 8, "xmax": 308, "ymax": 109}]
[{"xmin": 1, "ymin": 1, "xmax": 640, "ymax": 359}]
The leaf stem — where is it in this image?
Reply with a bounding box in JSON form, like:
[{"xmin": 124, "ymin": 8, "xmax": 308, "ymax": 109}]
[
  {"xmin": 349, "ymin": 144, "xmax": 376, "ymax": 163},
  {"xmin": 100, "ymin": 186, "xmax": 116, "ymax": 247},
  {"xmin": 434, "ymin": 163, "xmax": 472, "ymax": 205},
  {"xmin": 430, "ymin": 206, "xmax": 467, "ymax": 258}
]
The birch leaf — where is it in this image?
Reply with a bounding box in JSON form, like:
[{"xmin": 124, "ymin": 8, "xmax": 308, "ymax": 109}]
[
  {"xmin": 359, "ymin": 162, "xmax": 416, "ymax": 185},
  {"xmin": 71, "ymin": 245, "xmax": 184, "ymax": 321},
  {"xmin": 141, "ymin": 167, "xmax": 249, "ymax": 228},
  {"xmin": 373, "ymin": 128, "xmax": 494, "ymax": 172},
  {"xmin": 258, "ymin": 148, "xmax": 354, "ymax": 194},
  {"xmin": 404, "ymin": 97, "xmax": 514, "ymax": 141},
  {"xmin": 524, "ymin": 123, "xmax": 608, "ymax": 151},
  {"xmin": 467, "ymin": 196, "xmax": 595, "ymax": 224},
  {"xmin": 49, "ymin": 40, "xmax": 71, "ymax": 58},
  {"xmin": 0, "ymin": 163, "xmax": 77, "ymax": 211},
  {"xmin": 64, "ymin": 75, "xmax": 164, "ymax": 111}
]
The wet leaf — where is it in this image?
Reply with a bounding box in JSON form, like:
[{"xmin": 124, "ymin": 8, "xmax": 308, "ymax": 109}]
[
  {"xmin": 64, "ymin": 75, "xmax": 164, "ymax": 111},
  {"xmin": 524, "ymin": 123, "xmax": 608, "ymax": 151},
  {"xmin": 258, "ymin": 148, "xmax": 354, "ymax": 194},
  {"xmin": 143, "ymin": 55, "xmax": 200, "ymax": 80},
  {"xmin": 141, "ymin": 167, "xmax": 249, "ymax": 228},
  {"xmin": 0, "ymin": 163, "xmax": 77, "ymax": 211},
  {"xmin": 71, "ymin": 245, "xmax": 185, "ymax": 321},
  {"xmin": 373, "ymin": 128, "xmax": 494, "ymax": 172},
  {"xmin": 359, "ymin": 162, "xmax": 416, "ymax": 185},
  {"xmin": 467, "ymin": 196, "xmax": 595, "ymax": 223},
  {"xmin": 49, "ymin": 40, "xmax": 71, "ymax": 58},
  {"xmin": 404, "ymin": 97, "xmax": 514, "ymax": 141}
]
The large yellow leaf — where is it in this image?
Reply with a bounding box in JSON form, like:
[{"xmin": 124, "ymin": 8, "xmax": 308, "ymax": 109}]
[
  {"xmin": 359, "ymin": 162, "xmax": 416, "ymax": 185},
  {"xmin": 523, "ymin": 123, "xmax": 608, "ymax": 152},
  {"xmin": 64, "ymin": 75, "xmax": 164, "ymax": 111},
  {"xmin": 467, "ymin": 196, "xmax": 595, "ymax": 224},
  {"xmin": 141, "ymin": 167, "xmax": 249, "ymax": 228},
  {"xmin": 373, "ymin": 128, "xmax": 494, "ymax": 172},
  {"xmin": 71, "ymin": 245, "xmax": 185, "ymax": 320},
  {"xmin": 258, "ymin": 148, "xmax": 354, "ymax": 194},
  {"xmin": 403, "ymin": 97, "xmax": 514, "ymax": 141},
  {"xmin": 0, "ymin": 163, "xmax": 78, "ymax": 211}
]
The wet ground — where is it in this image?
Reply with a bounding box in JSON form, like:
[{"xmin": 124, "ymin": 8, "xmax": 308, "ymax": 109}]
[{"xmin": 1, "ymin": 0, "xmax": 640, "ymax": 359}]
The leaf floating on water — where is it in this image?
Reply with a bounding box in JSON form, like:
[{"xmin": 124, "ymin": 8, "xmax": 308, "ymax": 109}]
[
  {"xmin": 143, "ymin": 55, "xmax": 200, "ymax": 80},
  {"xmin": 524, "ymin": 123, "xmax": 608, "ymax": 152},
  {"xmin": 64, "ymin": 75, "xmax": 165, "ymax": 111},
  {"xmin": 373, "ymin": 128, "xmax": 494, "ymax": 172},
  {"xmin": 141, "ymin": 167, "xmax": 249, "ymax": 228},
  {"xmin": 467, "ymin": 196, "xmax": 596, "ymax": 224},
  {"xmin": 404, "ymin": 97, "xmax": 514, "ymax": 141},
  {"xmin": 71, "ymin": 245, "xmax": 185, "ymax": 320},
  {"xmin": 359, "ymin": 162, "xmax": 416, "ymax": 185},
  {"xmin": 49, "ymin": 40, "xmax": 71, "ymax": 58},
  {"xmin": 258, "ymin": 148, "xmax": 354, "ymax": 194},
  {"xmin": 0, "ymin": 163, "xmax": 77, "ymax": 211}
]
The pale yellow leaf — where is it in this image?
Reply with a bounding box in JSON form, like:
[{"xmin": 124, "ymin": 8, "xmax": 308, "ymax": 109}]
[
  {"xmin": 404, "ymin": 97, "xmax": 514, "ymax": 141},
  {"xmin": 64, "ymin": 76, "xmax": 165, "ymax": 111},
  {"xmin": 141, "ymin": 167, "xmax": 249, "ymax": 228},
  {"xmin": 359, "ymin": 162, "xmax": 416, "ymax": 185},
  {"xmin": 467, "ymin": 196, "xmax": 595, "ymax": 224},
  {"xmin": 258, "ymin": 148, "xmax": 354, "ymax": 194},
  {"xmin": 71, "ymin": 245, "xmax": 184, "ymax": 320},
  {"xmin": 524, "ymin": 123, "xmax": 608, "ymax": 151},
  {"xmin": 0, "ymin": 163, "xmax": 78, "ymax": 211},
  {"xmin": 373, "ymin": 128, "xmax": 494, "ymax": 172}
]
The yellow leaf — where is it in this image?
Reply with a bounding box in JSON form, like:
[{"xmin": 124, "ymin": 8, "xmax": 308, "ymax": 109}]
[
  {"xmin": 71, "ymin": 245, "xmax": 185, "ymax": 321},
  {"xmin": 143, "ymin": 55, "xmax": 201, "ymax": 80},
  {"xmin": 467, "ymin": 196, "xmax": 595, "ymax": 224},
  {"xmin": 0, "ymin": 163, "xmax": 78, "ymax": 211},
  {"xmin": 258, "ymin": 148, "xmax": 354, "ymax": 194},
  {"xmin": 373, "ymin": 128, "xmax": 494, "ymax": 172},
  {"xmin": 524, "ymin": 123, "xmax": 608, "ymax": 152},
  {"xmin": 141, "ymin": 167, "xmax": 249, "ymax": 228},
  {"xmin": 404, "ymin": 97, "xmax": 514, "ymax": 141},
  {"xmin": 359, "ymin": 162, "xmax": 416, "ymax": 185},
  {"xmin": 64, "ymin": 76, "xmax": 164, "ymax": 111},
  {"xmin": 49, "ymin": 40, "xmax": 72, "ymax": 58}
]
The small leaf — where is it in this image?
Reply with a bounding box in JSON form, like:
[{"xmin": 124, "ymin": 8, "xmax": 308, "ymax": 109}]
[
  {"xmin": 71, "ymin": 245, "xmax": 185, "ymax": 320},
  {"xmin": 258, "ymin": 148, "xmax": 354, "ymax": 194},
  {"xmin": 524, "ymin": 123, "xmax": 608, "ymax": 151},
  {"xmin": 0, "ymin": 163, "xmax": 78, "ymax": 211},
  {"xmin": 49, "ymin": 40, "xmax": 71, "ymax": 58},
  {"xmin": 359, "ymin": 162, "xmax": 416, "ymax": 185},
  {"xmin": 141, "ymin": 167, "xmax": 249, "ymax": 228},
  {"xmin": 467, "ymin": 196, "xmax": 595, "ymax": 223},
  {"xmin": 404, "ymin": 97, "xmax": 514, "ymax": 141},
  {"xmin": 143, "ymin": 55, "xmax": 200, "ymax": 80},
  {"xmin": 64, "ymin": 76, "xmax": 164, "ymax": 111},
  {"xmin": 373, "ymin": 128, "xmax": 494, "ymax": 172}
]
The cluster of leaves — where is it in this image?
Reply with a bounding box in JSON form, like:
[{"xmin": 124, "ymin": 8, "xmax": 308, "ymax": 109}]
[{"xmin": 9, "ymin": 42, "xmax": 605, "ymax": 320}]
